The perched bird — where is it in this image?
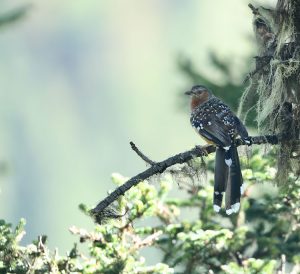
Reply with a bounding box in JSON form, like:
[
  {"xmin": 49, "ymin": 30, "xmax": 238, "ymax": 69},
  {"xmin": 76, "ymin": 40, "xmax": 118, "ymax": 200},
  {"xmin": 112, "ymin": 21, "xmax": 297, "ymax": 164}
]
[{"xmin": 185, "ymin": 85, "xmax": 250, "ymax": 215}]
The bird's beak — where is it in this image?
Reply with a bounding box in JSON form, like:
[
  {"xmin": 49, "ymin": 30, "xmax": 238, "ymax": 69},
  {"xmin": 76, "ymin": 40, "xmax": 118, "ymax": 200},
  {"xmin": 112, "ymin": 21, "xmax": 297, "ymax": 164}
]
[{"xmin": 185, "ymin": 90, "xmax": 192, "ymax": 95}]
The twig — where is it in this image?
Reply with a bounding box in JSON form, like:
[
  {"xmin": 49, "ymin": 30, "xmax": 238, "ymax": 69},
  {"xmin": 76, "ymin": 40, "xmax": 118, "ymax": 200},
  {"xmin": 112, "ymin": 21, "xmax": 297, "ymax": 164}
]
[
  {"xmin": 244, "ymin": 56, "xmax": 273, "ymax": 83},
  {"xmin": 90, "ymin": 134, "xmax": 283, "ymax": 222},
  {"xmin": 130, "ymin": 141, "xmax": 156, "ymax": 165},
  {"xmin": 248, "ymin": 3, "xmax": 259, "ymax": 15},
  {"xmin": 278, "ymin": 254, "xmax": 286, "ymax": 274},
  {"xmin": 131, "ymin": 230, "xmax": 163, "ymax": 251},
  {"xmin": 234, "ymin": 252, "xmax": 244, "ymax": 267}
]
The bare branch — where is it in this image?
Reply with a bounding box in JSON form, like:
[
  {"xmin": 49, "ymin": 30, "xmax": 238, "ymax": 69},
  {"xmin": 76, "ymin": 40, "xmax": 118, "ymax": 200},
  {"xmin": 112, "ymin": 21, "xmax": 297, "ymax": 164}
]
[
  {"xmin": 91, "ymin": 134, "xmax": 284, "ymax": 222},
  {"xmin": 130, "ymin": 141, "xmax": 156, "ymax": 165},
  {"xmin": 248, "ymin": 3, "xmax": 259, "ymax": 15}
]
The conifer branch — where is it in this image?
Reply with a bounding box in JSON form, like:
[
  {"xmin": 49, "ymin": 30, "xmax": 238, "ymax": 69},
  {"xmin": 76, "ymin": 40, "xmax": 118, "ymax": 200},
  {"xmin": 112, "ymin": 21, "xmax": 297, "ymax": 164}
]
[{"xmin": 91, "ymin": 134, "xmax": 284, "ymax": 223}]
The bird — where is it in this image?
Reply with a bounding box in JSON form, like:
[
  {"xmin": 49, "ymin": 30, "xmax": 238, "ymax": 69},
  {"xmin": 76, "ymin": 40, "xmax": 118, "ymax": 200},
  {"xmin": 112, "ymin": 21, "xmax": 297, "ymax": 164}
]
[{"xmin": 185, "ymin": 85, "xmax": 250, "ymax": 215}]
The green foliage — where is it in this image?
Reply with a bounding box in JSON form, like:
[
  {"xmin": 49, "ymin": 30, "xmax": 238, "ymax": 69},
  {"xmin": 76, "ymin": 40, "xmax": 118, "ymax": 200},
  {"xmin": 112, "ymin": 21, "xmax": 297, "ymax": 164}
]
[
  {"xmin": 0, "ymin": 148, "xmax": 299, "ymax": 273},
  {"xmin": 0, "ymin": 5, "xmax": 30, "ymax": 28}
]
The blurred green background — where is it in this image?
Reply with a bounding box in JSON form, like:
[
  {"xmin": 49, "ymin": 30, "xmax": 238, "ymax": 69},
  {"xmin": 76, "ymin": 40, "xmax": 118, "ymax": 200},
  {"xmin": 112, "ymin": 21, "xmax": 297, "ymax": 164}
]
[{"xmin": 0, "ymin": 0, "xmax": 274, "ymax": 252}]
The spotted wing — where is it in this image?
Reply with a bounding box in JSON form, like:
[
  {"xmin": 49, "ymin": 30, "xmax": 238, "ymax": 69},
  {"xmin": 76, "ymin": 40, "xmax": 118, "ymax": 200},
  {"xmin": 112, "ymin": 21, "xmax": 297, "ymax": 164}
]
[
  {"xmin": 234, "ymin": 116, "xmax": 249, "ymax": 139},
  {"xmin": 191, "ymin": 99, "xmax": 236, "ymax": 147}
]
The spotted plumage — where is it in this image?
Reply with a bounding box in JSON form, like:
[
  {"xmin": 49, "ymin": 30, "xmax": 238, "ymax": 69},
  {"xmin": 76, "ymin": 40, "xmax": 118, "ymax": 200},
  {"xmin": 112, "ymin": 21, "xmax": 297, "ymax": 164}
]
[
  {"xmin": 191, "ymin": 97, "xmax": 240, "ymax": 148},
  {"xmin": 186, "ymin": 85, "xmax": 250, "ymax": 215}
]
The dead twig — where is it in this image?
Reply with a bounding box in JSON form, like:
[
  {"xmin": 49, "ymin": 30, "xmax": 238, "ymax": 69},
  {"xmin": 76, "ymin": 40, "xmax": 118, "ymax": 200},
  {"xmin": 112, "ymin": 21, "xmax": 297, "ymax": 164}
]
[{"xmin": 130, "ymin": 141, "xmax": 156, "ymax": 165}]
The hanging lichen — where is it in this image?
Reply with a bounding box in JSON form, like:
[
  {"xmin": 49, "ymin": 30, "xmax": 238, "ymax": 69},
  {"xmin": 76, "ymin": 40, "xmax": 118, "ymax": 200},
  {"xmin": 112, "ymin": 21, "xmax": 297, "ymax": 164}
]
[{"xmin": 239, "ymin": 1, "xmax": 300, "ymax": 183}]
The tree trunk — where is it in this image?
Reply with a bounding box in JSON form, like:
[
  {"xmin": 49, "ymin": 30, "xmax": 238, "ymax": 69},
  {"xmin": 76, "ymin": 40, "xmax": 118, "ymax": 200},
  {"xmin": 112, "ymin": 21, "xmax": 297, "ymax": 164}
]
[{"xmin": 239, "ymin": 0, "xmax": 300, "ymax": 182}]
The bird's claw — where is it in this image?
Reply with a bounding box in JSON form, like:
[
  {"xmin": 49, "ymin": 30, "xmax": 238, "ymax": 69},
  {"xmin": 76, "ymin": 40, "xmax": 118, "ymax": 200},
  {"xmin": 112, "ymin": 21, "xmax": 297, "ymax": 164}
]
[{"xmin": 195, "ymin": 145, "xmax": 209, "ymax": 156}]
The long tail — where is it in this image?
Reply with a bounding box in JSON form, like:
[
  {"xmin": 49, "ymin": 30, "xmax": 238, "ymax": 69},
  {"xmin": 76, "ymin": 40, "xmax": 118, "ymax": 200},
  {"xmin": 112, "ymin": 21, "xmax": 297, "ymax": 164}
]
[
  {"xmin": 225, "ymin": 145, "xmax": 243, "ymax": 215},
  {"xmin": 213, "ymin": 148, "xmax": 228, "ymax": 212},
  {"xmin": 213, "ymin": 145, "xmax": 244, "ymax": 214}
]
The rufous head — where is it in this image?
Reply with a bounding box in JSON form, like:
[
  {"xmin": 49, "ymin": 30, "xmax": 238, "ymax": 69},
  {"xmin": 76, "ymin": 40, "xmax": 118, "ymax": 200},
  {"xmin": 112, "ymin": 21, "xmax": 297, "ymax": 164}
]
[{"xmin": 185, "ymin": 85, "xmax": 212, "ymax": 110}]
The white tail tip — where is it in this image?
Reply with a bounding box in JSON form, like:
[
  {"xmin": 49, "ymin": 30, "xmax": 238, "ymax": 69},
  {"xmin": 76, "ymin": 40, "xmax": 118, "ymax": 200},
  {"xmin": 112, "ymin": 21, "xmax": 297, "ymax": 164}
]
[
  {"xmin": 225, "ymin": 158, "xmax": 232, "ymax": 166},
  {"xmin": 213, "ymin": 205, "xmax": 221, "ymax": 213},
  {"xmin": 226, "ymin": 208, "xmax": 233, "ymax": 215},
  {"xmin": 231, "ymin": 203, "xmax": 240, "ymax": 213}
]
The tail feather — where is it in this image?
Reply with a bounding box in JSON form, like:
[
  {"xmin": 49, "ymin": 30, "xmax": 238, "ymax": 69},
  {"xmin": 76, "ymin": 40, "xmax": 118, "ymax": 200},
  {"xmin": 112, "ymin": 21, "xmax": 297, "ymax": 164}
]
[
  {"xmin": 225, "ymin": 145, "xmax": 243, "ymax": 215},
  {"xmin": 234, "ymin": 144, "xmax": 244, "ymax": 195},
  {"xmin": 224, "ymin": 147, "xmax": 233, "ymax": 167},
  {"xmin": 213, "ymin": 148, "xmax": 229, "ymax": 212}
]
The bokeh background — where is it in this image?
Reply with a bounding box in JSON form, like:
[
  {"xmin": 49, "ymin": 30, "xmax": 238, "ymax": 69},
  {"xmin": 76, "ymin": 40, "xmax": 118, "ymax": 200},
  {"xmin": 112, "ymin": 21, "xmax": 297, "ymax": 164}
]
[{"xmin": 0, "ymin": 0, "xmax": 274, "ymax": 253}]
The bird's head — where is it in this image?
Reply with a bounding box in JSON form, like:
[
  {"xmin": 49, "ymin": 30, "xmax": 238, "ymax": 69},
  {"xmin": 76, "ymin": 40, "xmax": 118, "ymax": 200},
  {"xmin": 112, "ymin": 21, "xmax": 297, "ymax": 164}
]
[{"xmin": 185, "ymin": 85, "xmax": 212, "ymax": 110}]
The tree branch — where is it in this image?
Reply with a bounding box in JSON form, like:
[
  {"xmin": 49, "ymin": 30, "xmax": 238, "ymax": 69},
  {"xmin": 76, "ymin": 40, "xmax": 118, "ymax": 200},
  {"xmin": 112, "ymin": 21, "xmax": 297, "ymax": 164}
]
[
  {"xmin": 248, "ymin": 3, "xmax": 259, "ymax": 15},
  {"xmin": 130, "ymin": 141, "xmax": 156, "ymax": 165},
  {"xmin": 91, "ymin": 134, "xmax": 283, "ymax": 222}
]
